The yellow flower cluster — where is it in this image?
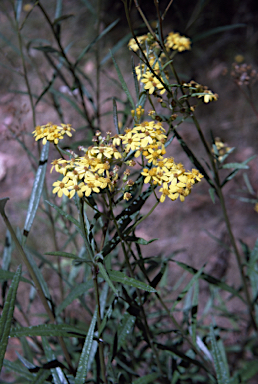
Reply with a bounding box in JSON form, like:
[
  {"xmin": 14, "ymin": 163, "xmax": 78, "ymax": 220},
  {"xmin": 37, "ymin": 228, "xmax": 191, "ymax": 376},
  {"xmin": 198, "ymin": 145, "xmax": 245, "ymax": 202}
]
[
  {"xmin": 131, "ymin": 106, "xmax": 144, "ymax": 119},
  {"xmin": 128, "ymin": 34, "xmax": 159, "ymax": 52},
  {"xmin": 135, "ymin": 58, "xmax": 167, "ymax": 96},
  {"xmin": 165, "ymin": 32, "xmax": 191, "ymax": 52},
  {"xmin": 212, "ymin": 137, "xmax": 232, "ymax": 162},
  {"xmin": 51, "ymin": 142, "xmax": 122, "ymax": 199},
  {"xmin": 32, "ymin": 122, "xmax": 75, "ymax": 145},
  {"xmin": 34, "ymin": 120, "xmax": 203, "ymax": 203},
  {"xmin": 117, "ymin": 121, "xmax": 203, "ymax": 202},
  {"xmin": 183, "ymin": 81, "xmax": 218, "ymax": 103}
]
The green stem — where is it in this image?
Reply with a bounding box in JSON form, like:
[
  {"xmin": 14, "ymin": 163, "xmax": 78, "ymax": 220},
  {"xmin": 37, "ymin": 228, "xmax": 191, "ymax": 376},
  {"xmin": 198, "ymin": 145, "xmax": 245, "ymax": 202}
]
[{"xmin": 106, "ymin": 193, "xmax": 165, "ymax": 377}]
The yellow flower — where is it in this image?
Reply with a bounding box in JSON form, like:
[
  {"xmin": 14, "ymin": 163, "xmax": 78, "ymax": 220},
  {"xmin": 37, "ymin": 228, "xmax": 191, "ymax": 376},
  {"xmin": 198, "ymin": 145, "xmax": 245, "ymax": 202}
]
[
  {"xmin": 166, "ymin": 32, "xmax": 191, "ymax": 52},
  {"xmin": 128, "ymin": 35, "xmax": 148, "ymax": 51},
  {"xmin": 123, "ymin": 192, "xmax": 132, "ymax": 201},
  {"xmin": 52, "ymin": 177, "xmax": 70, "ymax": 198}
]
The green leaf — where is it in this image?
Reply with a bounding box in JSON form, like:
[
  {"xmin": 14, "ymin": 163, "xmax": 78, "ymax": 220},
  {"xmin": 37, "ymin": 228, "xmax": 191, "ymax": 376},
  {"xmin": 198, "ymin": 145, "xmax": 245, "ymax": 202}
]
[
  {"xmin": 45, "ymin": 251, "xmax": 80, "ymax": 259},
  {"xmin": 132, "ymin": 372, "xmax": 159, "ymax": 384},
  {"xmin": 173, "ymin": 260, "xmax": 245, "ymax": 303},
  {"xmin": 111, "ymin": 51, "xmax": 135, "ymax": 110},
  {"xmin": 108, "ymin": 269, "xmax": 156, "ymax": 292},
  {"xmin": 222, "ymin": 162, "xmax": 249, "ymax": 169},
  {"xmin": 113, "ymin": 98, "xmax": 120, "ymax": 134},
  {"xmin": 53, "ymin": 14, "xmax": 74, "ymax": 25},
  {"xmin": 15, "ymin": 0, "xmax": 23, "ymax": 22},
  {"xmin": 0, "ymin": 265, "xmax": 22, "ymax": 371},
  {"xmin": 221, "ymin": 155, "xmax": 256, "ymax": 187},
  {"xmin": 125, "ymin": 236, "xmax": 158, "ymax": 245},
  {"xmin": 210, "ymin": 325, "xmax": 230, "ymax": 384},
  {"xmin": 247, "ymin": 238, "xmax": 258, "ymax": 324},
  {"xmin": 209, "ymin": 187, "xmax": 216, "ymax": 203},
  {"xmin": 2, "ymin": 230, "xmax": 12, "ymax": 271},
  {"xmin": 33, "ymin": 45, "xmax": 61, "ymax": 54},
  {"xmin": 191, "ymin": 281, "xmax": 199, "ymax": 345},
  {"xmin": 23, "ymin": 142, "xmax": 49, "ymax": 243},
  {"xmin": 0, "ymin": 268, "xmax": 32, "ymax": 285},
  {"xmin": 98, "ymin": 263, "xmax": 119, "ymax": 296},
  {"xmin": 55, "ymin": 281, "xmax": 93, "ymax": 316},
  {"xmin": 75, "ymin": 309, "xmax": 97, "ymax": 384},
  {"xmin": 10, "ymin": 323, "xmax": 87, "ymax": 338},
  {"xmin": 193, "ymin": 24, "xmax": 246, "ymax": 42},
  {"xmin": 45, "ymin": 200, "xmax": 81, "ymax": 231}
]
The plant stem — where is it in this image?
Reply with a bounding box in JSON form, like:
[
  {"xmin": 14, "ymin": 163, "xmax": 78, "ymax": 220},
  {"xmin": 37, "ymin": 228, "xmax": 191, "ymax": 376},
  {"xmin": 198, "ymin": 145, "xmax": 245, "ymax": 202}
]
[{"xmin": 106, "ymin": 193, "xmax": 165, "ymax": 377}]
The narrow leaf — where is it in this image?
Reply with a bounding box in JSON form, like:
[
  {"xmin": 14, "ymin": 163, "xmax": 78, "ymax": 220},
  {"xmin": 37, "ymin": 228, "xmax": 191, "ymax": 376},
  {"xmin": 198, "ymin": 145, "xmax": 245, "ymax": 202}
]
[
  {"xmin": 10, "ymin": 323, "xmax": 87, "ymax": 338},
  {"xmin": 23, "ymin": 142, "xmax": 49, "ymax": 242},
  {"xmin": 108, "ymin": 269, "xmax": 156, "ymax": 292},
  {"xmin": 98, "ymin": 263, "xmax": 119, "ymax": 296},
  {"xmin": 75, "ymin": 310, "xmax": 97, "ymax": 383},
  {"xmin": 210, "ymin": 325, "xmax": 229, "ymax": 384},
  {"xmin": 0, "ymin": 265, "xmax": 22, "ymax": 371},
  {"xmin": 222, "ymin": 162, "xmax": 249, "ymax": 169}
]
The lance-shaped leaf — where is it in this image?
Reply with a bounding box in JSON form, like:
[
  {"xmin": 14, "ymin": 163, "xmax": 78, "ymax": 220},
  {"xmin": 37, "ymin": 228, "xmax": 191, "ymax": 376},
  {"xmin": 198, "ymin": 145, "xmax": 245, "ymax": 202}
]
[
  {"xmin": 108, "ymin": 269, "xmax": 156, "ymax": 292},
  {"xmin": 10, "ymin": 323, "xmax": 87, "ymax": 338},
  {"xmin": 23, "ymin": 142, "xmax": 49, "ymax": 242},
  {"xmin": 75, "ymin": 309, "xmax": 97, "ymax": 383},
  {"xmin": 0, "ymin": 265, "xmax": 22, "ymax": 371},
  {"xmin": 210, "ymin": 325, "xmax": 230, "ymax": 384},
  {"xmin": 0, "ymin": 269, "xmax": 32, "ymax": 285}
]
